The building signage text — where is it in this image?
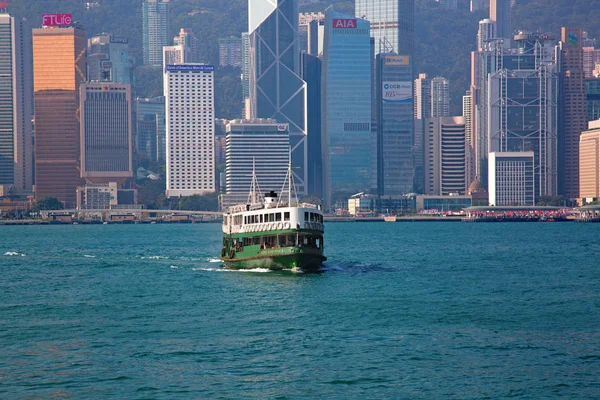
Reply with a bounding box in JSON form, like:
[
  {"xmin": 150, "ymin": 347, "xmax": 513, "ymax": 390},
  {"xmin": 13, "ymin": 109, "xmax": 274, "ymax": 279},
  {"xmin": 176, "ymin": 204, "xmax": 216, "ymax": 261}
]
[
  {"xmin": 332, "ymin": 19, "xmax": 356, "ymax": 29},
  {"xmin": 165, "ymin": 65, "xmax": 215, "ymax": 72},
  {"xmin": 384, "ymin": 55, "xmax": 410, "ymax": 66},
  {"xmin": 382, "ymin": 81, "xmax": 412, "ymax": 103},
  {"xmin": 42, "ymin": 14, "xmax": 72, "ymax": 27}
]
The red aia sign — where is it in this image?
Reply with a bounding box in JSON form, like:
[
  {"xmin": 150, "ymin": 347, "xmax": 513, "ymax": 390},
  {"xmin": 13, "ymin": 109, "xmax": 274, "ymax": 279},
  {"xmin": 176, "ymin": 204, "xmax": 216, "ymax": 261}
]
[
  {"xmin": 42, "ymin": 14, "xmax": 73, "ymax": 27},
  {"xmin": 332, "ymin": 19, "xmax": 357, "ymax": 29},
  {"xmin": 0, "ymin": 2, "xmax": 9, "ymax": 9}
]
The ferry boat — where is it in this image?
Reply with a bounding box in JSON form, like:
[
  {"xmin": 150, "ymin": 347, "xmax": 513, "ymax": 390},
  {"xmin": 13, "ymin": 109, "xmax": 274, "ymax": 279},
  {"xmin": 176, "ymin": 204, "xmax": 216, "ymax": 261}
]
[{"xmin": 220, "ymin": 163, "xmax": 326, "ymax": 272}]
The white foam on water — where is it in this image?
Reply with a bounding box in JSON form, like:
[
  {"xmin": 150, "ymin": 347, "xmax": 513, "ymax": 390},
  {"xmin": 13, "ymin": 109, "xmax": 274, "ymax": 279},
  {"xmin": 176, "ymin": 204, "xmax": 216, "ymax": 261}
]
[
  {"xmin": 140, "ymin": 255, "xmax": 169, "ymax": 260},
  {"xmin": 208, "ymin": 258, "xmax": 222, "ymax": 263},
  {"xmin": 192, "ymin": 267, "xmax": 272, "ymax": 273},
  {"xmin": 84, "ymin": 255, "xmax": 96, "ymax": 258},
  {"xmin": 4, "ymin": 251, "xmax": 25, "ymax": 257},
  {"xmin": 170, "ymin": 265, "xmax": 179, "ymax": 269}
]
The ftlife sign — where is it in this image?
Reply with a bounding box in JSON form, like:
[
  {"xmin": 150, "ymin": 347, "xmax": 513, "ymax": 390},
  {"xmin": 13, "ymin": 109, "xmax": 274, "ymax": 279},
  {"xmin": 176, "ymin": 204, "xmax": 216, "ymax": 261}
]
[
  {"xmin": 332, "ymin": 19, "xmax": 357, "ymax": 29},
  {"xmin": 42, "ymin": 14, "xmax": 73, "ymax": 27}
]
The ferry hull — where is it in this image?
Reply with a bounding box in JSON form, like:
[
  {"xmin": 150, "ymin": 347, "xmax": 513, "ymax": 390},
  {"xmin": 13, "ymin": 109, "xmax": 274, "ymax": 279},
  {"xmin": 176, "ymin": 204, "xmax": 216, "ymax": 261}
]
[{"xmin": 222, "ymin": 252, "xmax": 326, "ymax": 272}]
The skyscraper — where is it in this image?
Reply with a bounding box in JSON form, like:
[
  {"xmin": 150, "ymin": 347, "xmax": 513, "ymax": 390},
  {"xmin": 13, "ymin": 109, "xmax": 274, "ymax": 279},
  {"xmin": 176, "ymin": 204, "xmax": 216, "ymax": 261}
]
[
  {"xmin": 0, "ymin": 13, "xmax": 33, "ymax": 194},
  {"xmin": 87, "ymin": 34, "xmax": 134, "ymax": 84},
  {"xmin": 489, "ymin": 0, "xmax": 511, "ymax": 41},
  {"xmin": 471, "ymin": 0, "xmax": 488, "ymax": 12},
  {"xmin": 221, "ymin": 119, "xmax": 290, "ymax": 208},
  {"xmin": 488, "ymin": 152, "xmax": 535, "ymax": 206},
  {"xmin": 559, "ymin": 28, "xmax": 588, "ymax": 198},
  {"xmin": 301, "ymin": 53, "xmax": 323, "ymax": 199},
  {"xmin": 80, "ymin": 83, "xmax": 133, "ymax": 185},
  {"xmin": 248, "ymin": 0, "xmax": 308, "ymax": 195},
  {"xmin": 356, "ymin": 0, "xmax": 415, "ymax": 57},
  {"xmin": 33, "ymin": 19, "xmax": 86, "ymax": 207},
  {"xmin": 477, "ymin": 18, "xmax": 496, "ymax": 51},
  {"xmin": 414, "ymin": 73, "xmax": 431, "ymax": 120},
  {"xmin": 375, "ymin": 53, "xmax": 414, "ymax": 195},
  {"xmin": 174, "ymin": 28, "xmax": 198, "ymax": 63},
  {"xmin": 321, "ymin": 8, "xmax": 372, "ymax": 207},
  {"xmin": 424, "ymin": 117, "xmax": 467, "ymax": 195},
  {"xmin": 478, "ymin": 33, "xmax": 558, "ymax": 201},
  {"xmin": 240, "ymin": 32, "xmax": 250, "ymax": 117},
  {"xmin": 136, "ymin": 96, "xmax": 166, "ymax": 162},
  {"xmin": 163, "ymin": 44, "xmax": 189, "ymax": 67},
  {"xmin": 431, "ymin": 77, "xmax": 450, "ymax": 117},
  {"xmin": 164, "ymin": 64, "xmax": 215, "ymax": 198},
  {"xmin": 579, "ymin": 120, "xmax": 600, "ymax": 201},
  {"xmin": 142, "ymin": 0, "xmax": 169, "ymax": 67},
  {"xmin": 218, "ymin": 37, "xmax": 242, "ymax": 68}
]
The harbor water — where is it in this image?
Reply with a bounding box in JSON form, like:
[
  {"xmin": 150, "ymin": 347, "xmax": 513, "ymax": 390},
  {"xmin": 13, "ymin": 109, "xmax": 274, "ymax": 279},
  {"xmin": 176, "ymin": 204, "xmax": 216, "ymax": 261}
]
[{"xmin": 1, "ymin": 223, "xmax": 599, "ymax": 399}]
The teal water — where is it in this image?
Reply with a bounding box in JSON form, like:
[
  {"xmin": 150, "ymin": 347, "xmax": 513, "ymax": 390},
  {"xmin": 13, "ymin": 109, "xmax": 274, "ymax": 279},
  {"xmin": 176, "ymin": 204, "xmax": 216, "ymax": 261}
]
[{"xmin": 1, "ymin": 223, "xmax": 599, "ymax": 399}]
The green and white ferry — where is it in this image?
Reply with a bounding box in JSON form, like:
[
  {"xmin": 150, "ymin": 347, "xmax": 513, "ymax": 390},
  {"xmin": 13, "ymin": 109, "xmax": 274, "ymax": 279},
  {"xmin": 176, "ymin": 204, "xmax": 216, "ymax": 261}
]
[{"xmin": 220, "ymin": 166, "xmax": 326, "ymax": 272}]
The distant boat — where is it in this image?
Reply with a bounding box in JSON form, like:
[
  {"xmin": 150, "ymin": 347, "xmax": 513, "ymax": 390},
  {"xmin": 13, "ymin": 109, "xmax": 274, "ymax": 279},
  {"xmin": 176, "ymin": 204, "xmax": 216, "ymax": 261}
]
[{"xmin": 383, "ymin": 215, "xmax": 397, "ymax": 222}]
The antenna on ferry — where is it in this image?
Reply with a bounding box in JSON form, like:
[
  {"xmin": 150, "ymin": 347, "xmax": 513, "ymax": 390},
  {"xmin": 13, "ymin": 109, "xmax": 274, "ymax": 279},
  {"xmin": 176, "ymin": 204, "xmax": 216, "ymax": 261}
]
[
  {"xmin": 248, "ymin": 157, "xmax": 263, "ymax": 204},
  {"xmin": 278, "ymin": 147, "xmax": 298, "ymax": 207}
]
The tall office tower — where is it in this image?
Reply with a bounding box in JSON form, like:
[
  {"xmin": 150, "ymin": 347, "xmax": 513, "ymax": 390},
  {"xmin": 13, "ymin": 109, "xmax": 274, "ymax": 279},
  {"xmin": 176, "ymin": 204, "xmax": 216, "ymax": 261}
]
[
  {"xmin": 307, "ymin": 19, "xmax": 325, "ymax": 57},
  {"xmin": 356, "ymin": 0, "xmax": 415, "ymax": 57},
  {"xmin": 471, "ymin": 0, "xmax": 488, "ymax": 12},
  {"xmin": 321, "ymin": 8, "xmax": 372, "ymax": 207},
  {"xmin": 301, "ymin": 53, "xmax": 323, "ymax": 198},
  {"xmin": 80, "ymin": 83, "xmax": 133, "ymax": 185},
  {"xmin": 164, "ymin": 64, "xmax": 215, "ymax": 198},
  {"xmin": 431, "ymin": 77, "xmax": 450, "ymax": 117},
  {"xmin": 240, "ymin": 32, "xmax": 250, "ymax": 117},
  {"xmin": 424, "ymin": 117, "xmax": 467, "ymax": 195},
  {"xmin": 221, "ymin": 119, "xmax": 290, "ymax": 208},
  {"xmin": 218, "ymin": 37, "xmax": 242, "ymax": 68},
  {"xmin": 488, "ymin": 151, "xmax": 535, "ymax": 206},
  {"xmin": 477, "ymin": 18, "xmax": 496, "ymax": 51},
  {"xmin": 299, "ymin": 12, "xmax": 324, "ymax": 53},
  {"xmin": 463, "ymin": 91, "xmax": 475, "ymax": 184},
  {"xmin": 583, "ymin": 47, "xmax": 596, "ymax": 79},
  {"xmin": 142, "ymin": 0, "xmax": 169, "ymax": 67},
  {"xmin": 580, "ymin": 120, "xmax": 600, "ymax": 200},
  {"xmin": 375, "ymin": 53, "xmax": 414, "ymax": 195},
  {"xmin": 163, "ymin": 45, "xmax": 189, "ymax": 67},
  {"xmin": 559, "ymin": 28, "xmax": 588, "ymax": 198},
  {"xmin": 136, "ymin": 96, "xmax": 166, "ymax": 162},
  {"xmin": 0, "ymin": 13, "xmax": 33, "ymax": 194},
  {"xmin": 248, "ymin": 0, "xmax": 308, "ymax": 195},
  {"xmin": 477, "ymin": 33, "xmax": 558, "ymax": 201},
  {"xmin": 586, "ymin": 79, "xmax": 600, "ymax": 122},
  {"xmin": 87, "ymin": 34, "xmax": 134, "ymax": 84},
  {"xmin": 174, "ymin": 28, "xmax": 198, "ymax": 63},
  {"xmin": 489, "ymin": 0, "xmax": 511, "ymax": 40},
  {"xmin": 414, "ymin": 73, "xmax": 431, "ymax": 119},
  {"xmin": 33, "ymin": 19, "xmax": 86, "ymax": 207}
]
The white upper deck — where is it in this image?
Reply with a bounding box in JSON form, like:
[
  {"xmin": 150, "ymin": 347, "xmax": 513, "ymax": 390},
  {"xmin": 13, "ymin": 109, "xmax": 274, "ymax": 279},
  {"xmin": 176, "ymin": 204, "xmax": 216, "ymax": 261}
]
[{"xmin": 223, "ymin": 200, "xmax": 324, "ymax": 235}]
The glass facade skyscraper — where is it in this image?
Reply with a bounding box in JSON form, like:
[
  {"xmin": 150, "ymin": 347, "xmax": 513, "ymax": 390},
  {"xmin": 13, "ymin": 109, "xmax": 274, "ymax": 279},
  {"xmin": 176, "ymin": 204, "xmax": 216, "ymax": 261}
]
[
  {"xmin": 355, "ymin": 0, "xmax": 414, "ymax": 57},
  {"xmin": 321, "ymin": 8, "xmax": 372, "ymax": 207},
  {"xmin": 248, "ymin": 0, "xmax": 308, "ymax": 195},
  {"xmin": 142, "ymin": 0, "xmax": 169, "ymax": 67},
  {"xmin": 375, "ymin": 53, "xmax": 414, "ymax": 195},
  {"xmin": 0, "ymin": 13, "xmax": 33, "ymax": 194},
  {"xmin": 87, "ymin": 34, "xmax": 134, "ymax": 84}
]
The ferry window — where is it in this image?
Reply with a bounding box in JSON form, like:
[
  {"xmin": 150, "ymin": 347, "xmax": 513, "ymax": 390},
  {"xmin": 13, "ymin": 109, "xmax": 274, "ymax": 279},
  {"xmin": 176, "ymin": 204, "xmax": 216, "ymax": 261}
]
[
  {"xmin": 285, "ymin": 234, "xmax": 296, "ymax": 246},
  {"xmin": 276, "ymin": 213, "xmax": 282, "ymax": 222},
  {"xmin": 253, "ymin": 236, "xmax": 260, "ymax": 245},
  {"xmin": 284, "ymin": 212, "xmax": 290, "ymax": 221},
  {"xmin": 278, "ymin": 235, "xmax": 285, "ymax": 247},
  {"xmin": 269, "ymin": 213, "xmax": 274, "ymax": 222},
  {"xmin": 260, "ymin": 214, "xmax": 263, "ymax": 223},
  {"xmin": 304, "ymin": 212, "xmax": 309, "ymax": 221}
]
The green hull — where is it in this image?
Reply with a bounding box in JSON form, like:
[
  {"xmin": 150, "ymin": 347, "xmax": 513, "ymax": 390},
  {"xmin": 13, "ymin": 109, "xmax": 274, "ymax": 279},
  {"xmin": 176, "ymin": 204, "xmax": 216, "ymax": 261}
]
[{"xmin": 221, "ymin": 248, "xmax": 326, "ymax": 272}]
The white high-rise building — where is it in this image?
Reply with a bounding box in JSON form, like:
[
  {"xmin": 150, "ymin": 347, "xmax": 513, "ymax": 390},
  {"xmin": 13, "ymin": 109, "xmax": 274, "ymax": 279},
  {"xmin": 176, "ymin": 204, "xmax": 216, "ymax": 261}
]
[
  {"xmin": 163, "ymin": 45, "xmax": 189, "ymax": 67},
  {"xmin": 0, "ymin": 13, "xmax": 33, "ymax": 194},
  {"xmin": 164, "ymin": 64, "xmax": 215, "ymax": 198},
  {"xmin": 478, "ymin": 18, "xmax": 496, "ymax": 51},
  {"xmin": 414, "ymin": 73, "xmax": 431, "ymax": 119},
  {"xmin": 488, "ymin": 152, "xmax": 535, "ymax": 206},
  {"xmin": 431, "ymin": 76, "xmax": 450, "ymax": 118},
  {"xmin": 142, "ymin": 0, "xmax": 169, "ymax": 67}
]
